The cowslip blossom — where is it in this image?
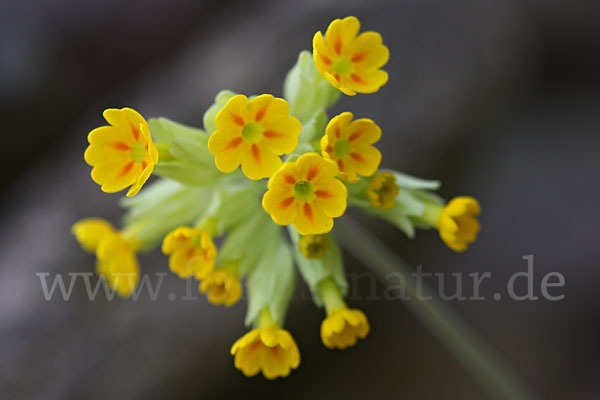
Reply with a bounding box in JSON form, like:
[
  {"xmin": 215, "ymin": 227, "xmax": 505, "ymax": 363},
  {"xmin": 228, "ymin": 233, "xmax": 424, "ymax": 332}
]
[
  {"xmin": 161, "ymin": 227, "xmax": 217, "ymax": 279},
  {"xmin": 437, "ymin": 196, "xmax": 481, "ymax": 252},
  {"xmin": 72, "ymin": 15, "xmax": 485, "ymax": 383},
  {"xmin": 72, "ymin": 218, "xmax": 140, "ymax": 297},
  {"xmin": 231, "ymin": 309, "xmax": 300, "ymax": 379},
  {"xmin": 262, "ymin": 153, "xmax": 347, "ymax": 235},
  {"xmin": 321, "ymin": 308, "xmax": 370, "ymax": 350},
  {"xmin": 207, "ymin": 94, "xmax": 301, "ymax": 180},
  {"xmin": 367, "ymin": 172, "xmax": 399, "ymax": 209},
  {"xmin": 84, "ymin": 108, "xmax": 159, "ymax": 197},
  {"xmin": 299, "ymin": 234, "xmax": 329, "ymax": 259},
  {"xmin": 313, "ymin": 16, "xmax": 389, "ymax": 96},
  {"xmin": 321, "ymin": 112, "xmax": 382, "ymax": 182},
  {"xmin": 318, "ymin": 278, "xmax": 369, "ymax": 349},
  {"xmin": 199, "ymin": 269, "xmax": 242, "ymax": 307}
]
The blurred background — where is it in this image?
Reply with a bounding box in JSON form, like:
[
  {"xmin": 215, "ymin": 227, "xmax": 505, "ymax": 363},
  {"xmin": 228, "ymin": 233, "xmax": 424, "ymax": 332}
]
[{"xmin": 1, "ymin": 0, "xmax": 599, "ymax": 398}]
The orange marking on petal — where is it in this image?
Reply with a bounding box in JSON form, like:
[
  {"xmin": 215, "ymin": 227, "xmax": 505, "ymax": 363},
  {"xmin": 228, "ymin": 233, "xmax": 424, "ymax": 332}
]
[
  {"xmin": 303, "ymin": 203, "xmax": 313, "ymax": 222},
  {"xmin": 350, "ymin": 152, "xmax": 365, "ymax": 162},
  {"xmin": 141, "ymin": 161, "xmax": 148, "ymax": 169},
  {"xmin": 249, "ymin": 340, "xmax": 261, "ymax": 352},
  {"xmin": 334, "ymin": 37, "xmax": 342, "ymax": 54},
  {"xmin": 226, "ymin": 137, "xmax": 242, "ymax": 150},
  {"xmin": 119, "ymin": 161, "xmax": 134, "ymax": 177},
  {"xmin": 326, "ymin": 146, "xmax": 333, "ymax": 153},
  {"xmin": 337, "ymin": 160, "xmax": 345, "ymax": 171},
  {"xmin": 351, "ymin": 52, "xmax": 367, "ymax": 62},
  {"xmin": 130, "ymin": 123, "xmax": 140, "ymax": 141},
  {"xmin": 251, "ymin": 144, "xmax": 260, "ymax": 163},
  {"xmin": 307, "ymin": 166, "xmax": 318, "ymax": 181},
  {"xmin": 255, "ymin": 106, "xmax": 267, "ymax": 122},
  {"xmin": 335, "ymin": 126, "xmax": 341, "ymax": 138},
  {"xmin": 349, "ymin": 131, "xmax": 362, "ymax": 141},
  {"xmin": 185, "ymin": 247, "xmax": 195, "ymax": 259},
  {"xmin": 264, "ymin": 130, "xmax": 283, "ymax": 138},
  {"xmin": 315, "ymin": 190, "xmax": 334, "ymax": 199},
  {"xmin": 334, "ymin": 73, "xmax": 341, "ymax": 82},
  {"xmin": 320, "ymin": 55, "xmax": 331, "ymax": 65},
  {"xmin": 111, "ymin": 142, "xmax": 130, "ymax": 151},
  {"xmin": 351, "ymin": 74, "xmax": 366, "ymax": 84},
  {"xmin": 280, "ymin": 197, "xmax": 295, "ymax": 209},
  {"xmin": 284, "ymin": 175, "xmax": 296, "ymax": 185},
  {"xmin": 230, "ymin": 113, "xmax": 245, "ymax": 126}
]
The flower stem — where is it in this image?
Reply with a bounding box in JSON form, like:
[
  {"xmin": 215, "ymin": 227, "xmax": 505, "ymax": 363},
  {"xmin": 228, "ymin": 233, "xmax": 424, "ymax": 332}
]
[
  {"xmin": 318, "ymin": 277, "xmax": 346, "ymax": 315},
  {"xmin": 334, "ymin": 217, "xmax": 537, "ymax": 400}
]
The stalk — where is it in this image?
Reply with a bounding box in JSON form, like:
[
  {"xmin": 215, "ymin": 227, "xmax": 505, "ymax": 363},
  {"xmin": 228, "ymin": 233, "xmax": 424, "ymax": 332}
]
[{"xmin": 334, "ymin": 217, "xmax": 537, "ymax": 400}]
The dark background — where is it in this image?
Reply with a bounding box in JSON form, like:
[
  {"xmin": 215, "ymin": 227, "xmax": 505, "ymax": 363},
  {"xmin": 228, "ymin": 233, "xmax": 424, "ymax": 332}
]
[{"xmin": 1, "ymin": 0, "xmax": 599, "ymax": 398}]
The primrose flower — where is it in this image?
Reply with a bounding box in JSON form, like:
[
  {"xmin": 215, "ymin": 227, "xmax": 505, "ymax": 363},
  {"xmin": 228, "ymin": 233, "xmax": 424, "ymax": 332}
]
[
  {"xmin": 207, "ymin": 94, "xmax": 301, "ymax": 180},
  {"xmin": 199, "ymin": 268, "xmax": 242, "ymax": 307},
  {"xmin": 84, "ymin": 108, "xmax": 159, "ymax": 197},
  {"xmin": 313, "ymin": 16, "xmax": 389, "ymax": 96},
  {"xmin": 262, "ymin": 153, "xmax": 347, "ymax": 235},
  {"xmin": 231, "ymin": 309, "xmax": 300, "ymax": 379},
  {"xmin": 321, "ymin": 308, "xmax": 370, "ymax": 350},
  {"xmin": 321, "ymin": 112, "xmax": 382, "ymax": 182},
  {"xmin": 437, "ymin": 196, "xmax": 481, "ymax": 252},
  {"xmin": 318, "ymin": 277, "xmax": 369, "ymax": 349},
  {"xmin": 299, "ymin": 234, "xmax": 329, "ymax": 259},
  {"xmin": 72, "ymin": 218, "xmax": 140, "ymax": 298},
  {"xmin": 367, "ymin": 172, "xmax": 399, "ymax": 209},
  {"xmin": 162, "ymin": 227, "xmax": 217, "ymax": 279}
]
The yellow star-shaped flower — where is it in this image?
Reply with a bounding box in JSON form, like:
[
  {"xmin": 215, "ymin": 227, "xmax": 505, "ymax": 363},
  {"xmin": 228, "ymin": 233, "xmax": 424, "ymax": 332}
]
[
  {"xmin": 207, "ymin": 94, "xmax": 301, "ymax": 180},
  {"xmin": 313, "ymin": 16, "xmax": 389, "ymax": 96}
]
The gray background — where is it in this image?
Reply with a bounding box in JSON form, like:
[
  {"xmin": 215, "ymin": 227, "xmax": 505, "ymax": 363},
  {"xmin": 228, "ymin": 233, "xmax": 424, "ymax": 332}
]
[{"xmin": 1, "ymin": 0, "xmax": 599, "ymax": 398}]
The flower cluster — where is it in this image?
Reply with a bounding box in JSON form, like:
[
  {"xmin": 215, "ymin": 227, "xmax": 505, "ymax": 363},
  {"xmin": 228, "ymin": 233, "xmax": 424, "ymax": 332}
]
[{"xmin": 73, "ymin": 16, "xmax": 481, "ymax": 379}]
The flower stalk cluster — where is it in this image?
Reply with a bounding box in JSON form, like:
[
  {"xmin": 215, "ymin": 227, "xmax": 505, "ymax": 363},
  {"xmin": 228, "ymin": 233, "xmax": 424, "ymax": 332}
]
[{"xmin": 73, "ymin": 16, "xmax": 481, "ymax": 379}]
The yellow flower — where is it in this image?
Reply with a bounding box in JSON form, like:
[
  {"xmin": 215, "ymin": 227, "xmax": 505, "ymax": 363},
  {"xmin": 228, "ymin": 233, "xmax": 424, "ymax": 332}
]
[
  {"xmin": 321, "ymin": 112, "xmax": 382, "ymax": 182},
  {"xmin": 231, "ymin": 309, "xmax": 300, "ymax": 379},
  {"xmin": 72, "ymin": 218, "xmax": 140, "ymax": 298},
  {"xmin": 161, "ymin": 227, "xmax": 217, "ymax": 279},
  {"xmin": 84, "ymin": 108, "xmax": 159, "ymax": 197},
  {"xmin": 96, "ymin": 234, "xmax": 140, "ymax": 298},
  {"xmin": 262, "ymin": 153, "xmax": 347, "ymax": 235},
  {"xmin": 199, "ymin": 268, "xmax": 242, "ymax": 306},
  {"xmin": 71, "ymin": 217, "xmax": 116, "ymax": 253},
  {"xmin": 207, "ymin": 94, "xmax": 301, "ymax": 180},
  {"xmin": 437, "ymin": 196, "xmax": 481, "ymax": 252},
  {"xmin": 318, "ymin": 277, "xmax": 369, "ymax": 349},
  {"xmin": 313, "ymin": 16, "xmax": 389, "ymax": 96},
  {"xmin": 299, "ymin": 234, "xmax": 329, "ymax": 259},
  {"xmin": 367, "ymin": 172, "xmax": 399, "ymax": 209},
  {"xmin": 321, "ymin": 308, "xmax": 370, "ymax": 350}
]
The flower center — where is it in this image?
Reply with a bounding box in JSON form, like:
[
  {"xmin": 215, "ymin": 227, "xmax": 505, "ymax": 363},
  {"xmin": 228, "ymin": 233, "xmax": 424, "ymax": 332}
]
[
  {"xmin": 293, "ymin": 180, "xmax": 315, "ymax": 202},
  {"xmin": 303, "ymin": 235, "xmax": 329, "ymax": 259},
  {"xmin": 129, "ymin": 142, "xmax": 147, "ymax": 163},
  {"xmin": 332, "ymin": 55, "xmax": 352, "ymax": 75},
  {"xmin": 378, "ymin": 178, "xmax": 399, "ymax": 205},
  {"xmin": 189, "ymin": 235, "xmax": 204, "ymax": 249},
  {"xmin": 211, "ymin": 282, "xmax": 226, "ymax": 299},
  {"xmin": 242, "ymin": 121, "xmax": 263, "ymax": 143},
  {"xmin": 333, "ymin": 139, "xmax": 352, "ymax": 159}
]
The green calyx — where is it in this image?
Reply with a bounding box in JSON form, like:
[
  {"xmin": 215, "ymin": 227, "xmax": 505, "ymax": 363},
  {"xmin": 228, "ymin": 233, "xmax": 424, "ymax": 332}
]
[
  {"xmin": 318, "ymin": 277, "xmax": 346, "ymax": 314},
  {"xmin": 293, "ymin": 180, "xmax": 315, "ymax": 201},
  {"xmin": 130, "ymin": 142, "xmax": 147, "ymax": 163},
  {"xmin": 242, "ymin": 121, "xmax": 263, "ymax": 143},
  {"xmin": 332, "ymin": 55, "xmax": 352, "ymax": 76}
]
